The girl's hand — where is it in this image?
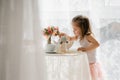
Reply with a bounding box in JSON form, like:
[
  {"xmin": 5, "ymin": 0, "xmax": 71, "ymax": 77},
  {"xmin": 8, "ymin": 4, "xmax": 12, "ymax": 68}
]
[
  {"xmin": 59, "ymin": 32, "xmax": 66, "ymax": 37},
  {"xmin": 77, "ymin": 47, "xmax": 87, "ymax": 52}
]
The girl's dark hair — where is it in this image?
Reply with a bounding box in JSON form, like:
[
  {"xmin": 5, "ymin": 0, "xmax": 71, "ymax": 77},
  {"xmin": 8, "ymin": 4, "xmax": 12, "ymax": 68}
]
[{"xmin": 72, "ymin": 15, "xmax": 92, "ymax": 39}]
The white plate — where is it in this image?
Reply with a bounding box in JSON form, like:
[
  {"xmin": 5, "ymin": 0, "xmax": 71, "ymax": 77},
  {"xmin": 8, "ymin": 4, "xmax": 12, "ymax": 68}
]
[{"xmin": 45, "ymin": 51, "xmax": 57, "ymax": 54}]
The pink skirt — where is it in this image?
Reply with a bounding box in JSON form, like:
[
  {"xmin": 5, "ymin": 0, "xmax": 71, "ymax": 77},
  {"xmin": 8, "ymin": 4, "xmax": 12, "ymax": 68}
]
[{"xmin": 89, "ymin": 62, "xmax": 103, "ymax": 80}]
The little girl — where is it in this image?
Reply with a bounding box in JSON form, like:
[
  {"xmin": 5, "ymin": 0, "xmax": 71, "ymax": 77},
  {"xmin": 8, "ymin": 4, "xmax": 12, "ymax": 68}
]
[{"xmin": 60, "ymin": 15, "xmax": 103, "ymax": 80}]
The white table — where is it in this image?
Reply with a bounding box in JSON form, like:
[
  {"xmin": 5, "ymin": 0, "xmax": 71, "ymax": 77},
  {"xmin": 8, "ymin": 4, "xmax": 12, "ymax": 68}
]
[{"xmin": 45, "ymin": 51, "xmax": 92, "ymax": 80}]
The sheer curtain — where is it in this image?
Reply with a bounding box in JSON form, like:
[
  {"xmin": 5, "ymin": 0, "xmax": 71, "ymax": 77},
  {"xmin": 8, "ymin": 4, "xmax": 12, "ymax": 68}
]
[{"xmin": 0, "ymin": 0, "xmax": 46, "ymax": 80}]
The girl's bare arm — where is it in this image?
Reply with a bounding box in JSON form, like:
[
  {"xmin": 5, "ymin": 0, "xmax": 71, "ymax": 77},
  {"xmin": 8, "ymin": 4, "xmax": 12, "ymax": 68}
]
[
  {"xmin": 59, "ymin": 32, "xmax": 78, "ymax": 41},
  {"xmin": 66, "ymin": 35, "xmax": 78, "ymax": 41}
]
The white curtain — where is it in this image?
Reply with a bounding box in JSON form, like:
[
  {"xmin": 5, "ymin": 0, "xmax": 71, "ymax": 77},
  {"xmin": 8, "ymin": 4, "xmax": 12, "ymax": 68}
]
[{"xmin": 0, "ymin": 0, "xmax": 46, "ymax": 80}]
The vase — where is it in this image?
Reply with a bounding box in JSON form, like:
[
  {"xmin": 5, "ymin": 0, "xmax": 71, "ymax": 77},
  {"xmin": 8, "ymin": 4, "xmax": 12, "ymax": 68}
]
[{"xmin": 47, "ymin": 35, "xmax": 51, "ymax": 44}]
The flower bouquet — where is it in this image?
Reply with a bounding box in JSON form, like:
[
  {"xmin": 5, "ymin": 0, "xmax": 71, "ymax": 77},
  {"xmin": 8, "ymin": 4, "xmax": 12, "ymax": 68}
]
[{"xmin": 43, "ymin": 26, "xmax": 59, "ymax": 44}]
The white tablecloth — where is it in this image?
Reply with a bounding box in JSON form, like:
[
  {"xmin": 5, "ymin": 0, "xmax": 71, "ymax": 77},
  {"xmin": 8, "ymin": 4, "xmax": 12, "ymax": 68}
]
[{"xmin": 46, "ymin": 52, "xmax": 92, "ymax": 80}]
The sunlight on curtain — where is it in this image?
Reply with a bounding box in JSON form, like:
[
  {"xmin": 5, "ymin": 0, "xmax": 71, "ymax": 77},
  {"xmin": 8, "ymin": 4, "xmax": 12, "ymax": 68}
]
[{"xmin": 0, "ymin": 0, "xmax": 46, "ymax": 80}]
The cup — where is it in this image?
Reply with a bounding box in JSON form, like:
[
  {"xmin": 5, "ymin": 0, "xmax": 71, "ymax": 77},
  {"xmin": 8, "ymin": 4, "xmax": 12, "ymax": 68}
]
[{"xmin": 45, "ymin": 44, "xmax": 56, "ymax": 52}]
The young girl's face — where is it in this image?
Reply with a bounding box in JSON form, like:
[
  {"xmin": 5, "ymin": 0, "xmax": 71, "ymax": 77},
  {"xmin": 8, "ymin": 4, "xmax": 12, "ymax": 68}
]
[{"xmin": 72, "ymin": 22, "xmax": 82, "ymax": 37}]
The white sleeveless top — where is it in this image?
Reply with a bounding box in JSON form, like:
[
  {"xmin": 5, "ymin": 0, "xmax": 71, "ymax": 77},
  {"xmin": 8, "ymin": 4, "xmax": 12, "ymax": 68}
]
[{"xmin": 79, "ymin": 36, "xmax": 97, "ymax": 63}]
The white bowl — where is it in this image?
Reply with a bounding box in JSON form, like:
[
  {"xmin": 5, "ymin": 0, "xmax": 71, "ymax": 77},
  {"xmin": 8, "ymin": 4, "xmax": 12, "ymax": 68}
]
[{"xmin": 45, "ymin": 44, "xmax": 56, "ymax": 52}]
